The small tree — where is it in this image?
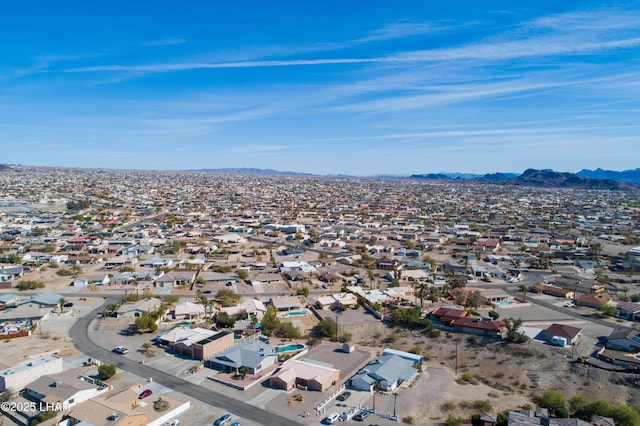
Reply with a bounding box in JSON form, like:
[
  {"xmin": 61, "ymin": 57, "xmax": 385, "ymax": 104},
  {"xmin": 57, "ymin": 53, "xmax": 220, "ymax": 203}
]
[
  {"xmin": 260, "ymin": 305, "xmax": 280, "ymax": 336},
  {"xmin": 59, "ymin": 297, "xmax": 67, "ymax": 313},
  {"xmin": 216, "ymin": 312, "xmax": 236, "ymax": 328},
  {"xmin": 142, "ymin": 342, "xmax": 152, "ymax": 355},
  {"xmin": 296, "ymin": 287, "xmax": 310, "ymax": 297},
  {"xmin": 314, "ymin": 319, "xmax": 337, "ymax": 339},
  {"xmin": 98, "ymin": 364, "xmax": 116, "ymax": 380},
  {"xmin": 216, "ymin": 288, "xmax": 241, "ymax": 307},
  {"xmin": 236, "ymin": 269, "xmax": 249, "ymax": 280}
]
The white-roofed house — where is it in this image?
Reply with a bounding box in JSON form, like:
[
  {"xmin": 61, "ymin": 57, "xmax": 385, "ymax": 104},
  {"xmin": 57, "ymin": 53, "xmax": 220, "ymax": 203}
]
[
  {"xmin": 173, "ymin": 302, "xmax": 205, "ymax": 320},
  {"xmin": 115, "ymin": 298, "xmax": 162, "ymax": 318},
  {"xmin": 24, "ymin": 368, "xmax": 109, "ymax": 409},
  {"xmin": 270, "ymin": 359, "xmax": 340, "ymax": 391},
  {"xmin": 220, "ymin": 298, "xmax": 267, "ymax": 321}
]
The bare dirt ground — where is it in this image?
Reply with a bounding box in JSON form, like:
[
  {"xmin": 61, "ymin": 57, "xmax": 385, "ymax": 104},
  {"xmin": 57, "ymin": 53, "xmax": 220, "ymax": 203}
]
[{"xmin": 346, "ymin": 319, "xmax": 640, "ymax": 423}]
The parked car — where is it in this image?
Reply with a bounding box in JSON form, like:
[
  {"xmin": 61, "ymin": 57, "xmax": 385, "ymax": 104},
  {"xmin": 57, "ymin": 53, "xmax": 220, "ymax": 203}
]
[
  {"xmin": 563, "ymin": 302, "xmax": 576, "ymax": 308},
  {"xmin": 336, "ymin": 391, "xmax": 351, "ymax": 401},
  {"xmin": 113, "ymin": 346, "xmax": 128, "ymax": 354},
  {"xmin": 353, "ymin": 410, "xmax": 370, "ymax": 421},
  {"xmin": 63, "ymin": 302, "xmax": 74, "ymax": 308},
  {"xmin": 213, "ymin": 413, "xmax": 232, "ymax": 426},
  {"xmin": 138, "ymin": 389, "xmax": 152, "ymax": 399},
  {"xmin": 322, "ymin": 413, "xmax": 340, "ymax": 424}
]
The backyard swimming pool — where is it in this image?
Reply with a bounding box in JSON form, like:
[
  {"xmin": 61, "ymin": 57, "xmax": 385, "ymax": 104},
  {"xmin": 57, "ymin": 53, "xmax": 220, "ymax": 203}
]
[
  {"xmin": 281, "ymin": 309, "xmax": 309, "ymax": 317},
  {"xmin": 276, "ymin": 343, "xmax": 305, "ymax": 353},
  {"xmin": 496, "ymin": 301, "xmax": 514, "ymax": 307}
]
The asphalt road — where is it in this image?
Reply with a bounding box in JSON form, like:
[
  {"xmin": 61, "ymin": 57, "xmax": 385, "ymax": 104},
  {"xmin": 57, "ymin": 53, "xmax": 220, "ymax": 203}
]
[
  {"xmin": 502, "ymin": 286, "xmax": 629, "ymax": 330},
  {"xmin": 69, "ymin": 307, "xmax": 303, "ymax": 426}
]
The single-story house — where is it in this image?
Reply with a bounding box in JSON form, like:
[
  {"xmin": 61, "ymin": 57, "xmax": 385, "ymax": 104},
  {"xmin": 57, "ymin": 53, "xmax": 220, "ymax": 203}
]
[
  {"xmin": 220, "ymin": 298, "xmax": 267, "ymax": 320},
  {"xmin": 140, "ymin": 257, "xmax": 173, "ymax": 268},
  {"xmin": 191, "ymin": 331, "xmax": 235, "ymax": 361},
  {"xmin": 111, "ymin": 271, "xmax": 157, "ymax": 286},
  {"xmin": 577, "ymin": 293, "xmax": 614, "ymax": 308},
  {"xmin": 212, "ymin": 234, "xmax": 247, "ymax": 244},
  {"xmin": 605, "ymin": 329, "xmax": 640, "ymax": 352},
  {"xmin": 0, "ymin": 305, "xmax": 50, "ymax": 325},
  {"xmin": 103, "ymin": 255, "xmax": 134, "ymax": 269},
  {"xmin": 156, "ymin": 271, "xmax": 196, "ymax": 289},
  {"xmin": 24, "ymin": 368, "xmax": 108, "ymax": 409},
  {"xmin": 157, "ymin": 327, "xmax": 230, "ymax": 359},
  {"xmin": 541, "ymin": 323, "xmax": 582, "ymax": 346},
  {"xmin": 384, "ymin": 269, "xmax": 429, "ymax": 282},
  {"xmin": 0, "ymin": 266, "xmax": 24, "ymax": 282},
  {"xmin": 71, "ymin": 273, "xmax": 110, "ymax": 287},
  {"xmin": 270, "ymin": 295, "xmax": 305, "ymax": 311},
  {"xmin": 315, "ymin": 293, "xmax": 358, "ymax": 310},
  {"xmin": 616, "ymin": 301, "xmax": 640, "ymax": 321},
  {"xmin": 270, "ymin": 359, "xmax": 340, "ymax": 391},
  {"xmin": 18, "ymin": 293, "xmax": 62, "ymax": 308},
  {"xmin": 478, "ymin": 288, "xmax": 511, "ymax": 305},
  {"xmin": 250, "ymin": 273, "xmax": 284, "ymax": 286},
  {"xmin": 206, "ymin": 339, "xmax": 277, "ymax": 375},
  {"xmin": 0, "ymin": 293, "xmax": 19, "ymax": 309},
  {"xmin": 199, "ymin": 272, "xmax": 240, "ymax": 285},
  {"xmin": 0, "ymin": 355, "xmax": 63, "ymax": 392},
  {"xmin": 349, "ymin": 353, "xmax": 418, "ymax": 392},
  {"xmin": 173, "ymin": 302, "xmax": 206, "ymax": 320},
  {"xmin": 64, "ymin": 387, "xmax": 147, "ymax": 425},
  {"xmin": 428, "ymin": 307, "xmax": 467, "ymax": 324},
  {"xmin": 450, "ymin": 317, "xmax": 504, "ymax": 337},
  {"xmin": 115, "ymin": 298, "xmax": 162, "ymax": 318},
  {"xmin": 529, "ymin": 283, "xmax": 575, "ymax": 299}
]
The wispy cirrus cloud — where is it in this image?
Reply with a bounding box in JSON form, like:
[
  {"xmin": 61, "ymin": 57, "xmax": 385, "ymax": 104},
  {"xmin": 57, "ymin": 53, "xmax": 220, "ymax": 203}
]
[{"xmin": 139, "ymin": 38, "xmax": 186, "ymax": 47}]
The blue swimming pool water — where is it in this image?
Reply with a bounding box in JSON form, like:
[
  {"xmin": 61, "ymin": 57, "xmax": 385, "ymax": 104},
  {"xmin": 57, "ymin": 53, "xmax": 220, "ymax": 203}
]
[
  {"xmin": 276, "ymin": 344, "xmax": 305, "ymax": 353},
  {"xmin": 283, "ymin": 310, "xmax": 308, "ymax": 317}
]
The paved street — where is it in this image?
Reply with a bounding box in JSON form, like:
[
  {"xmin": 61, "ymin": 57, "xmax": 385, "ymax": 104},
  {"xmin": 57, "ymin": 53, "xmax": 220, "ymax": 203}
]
[{"xmin": 69, "ymin": 307, "xmax": 303, "ymax": 426}]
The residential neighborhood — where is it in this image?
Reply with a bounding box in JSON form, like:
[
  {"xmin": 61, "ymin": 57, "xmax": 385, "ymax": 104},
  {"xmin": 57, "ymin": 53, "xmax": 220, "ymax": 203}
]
[{"xmin": 0, "ymin": 169, "xmax": 639, "ymax": 425}]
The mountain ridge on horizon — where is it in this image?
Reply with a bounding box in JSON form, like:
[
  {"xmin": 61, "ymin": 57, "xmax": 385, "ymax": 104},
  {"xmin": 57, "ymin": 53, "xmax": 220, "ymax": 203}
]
[{"xmin": 2, "ymin": 164, "xmax": 639, "ymax": 190}]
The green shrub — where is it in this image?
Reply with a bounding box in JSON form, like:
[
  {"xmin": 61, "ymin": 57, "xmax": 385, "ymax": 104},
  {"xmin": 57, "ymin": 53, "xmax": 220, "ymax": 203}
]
[{"xmin": 98, "ymin": 364, "xmax": 116, "ymax": 379}]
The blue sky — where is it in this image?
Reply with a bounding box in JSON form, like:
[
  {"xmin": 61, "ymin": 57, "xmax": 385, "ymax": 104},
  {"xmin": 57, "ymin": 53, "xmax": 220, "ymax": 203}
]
[{"xmin": 1, "ymin": 1, "xmax": 640, "ymax": 176}]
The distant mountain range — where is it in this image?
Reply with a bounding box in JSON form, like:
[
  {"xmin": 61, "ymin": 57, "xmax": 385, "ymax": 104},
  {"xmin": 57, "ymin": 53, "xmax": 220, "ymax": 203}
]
[
  {"xmin": 411, "ymin": 168, "xmax": 639, "ymax": 192},
  {"xmin": 576, "ymin": 168, "xmax": 640, "ymax": 184},
  {"xmin": 189, "ymin": 168, "xmax": 314, "ymax": 176}
]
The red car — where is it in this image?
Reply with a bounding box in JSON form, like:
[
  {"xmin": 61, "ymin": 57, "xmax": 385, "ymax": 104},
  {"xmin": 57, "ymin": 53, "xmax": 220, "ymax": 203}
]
[{"xmin": 139, "ymin": 389, "xmax": 153, "ymax": 399}]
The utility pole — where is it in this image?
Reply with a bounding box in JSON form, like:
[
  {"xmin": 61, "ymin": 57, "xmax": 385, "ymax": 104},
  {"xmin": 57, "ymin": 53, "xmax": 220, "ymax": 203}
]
[{"xmin": 455, "ymin": 338, "xmax": 459, "ymax": 377}]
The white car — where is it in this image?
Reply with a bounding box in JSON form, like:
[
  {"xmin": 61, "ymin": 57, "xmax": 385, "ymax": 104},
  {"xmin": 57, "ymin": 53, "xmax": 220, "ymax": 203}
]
[
  {"xmin": 563, "ymin": 302, "xmax": 576, "ymax": 308},
  {"xmin": 113, "ymin": 346, "xmax": 128, "ymax": 354},
  {"xmin": 322, "ymin": 413, "xmax": 339, "ymax": 424}
]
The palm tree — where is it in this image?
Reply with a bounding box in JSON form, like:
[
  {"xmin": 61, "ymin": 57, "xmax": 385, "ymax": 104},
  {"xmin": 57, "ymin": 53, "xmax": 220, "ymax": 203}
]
[
  {"xmin": 372, "ymin": 380, "xmax": 381, "ymax": 412},
  {"xmin": 59, "ymin": 297, "xmax": 67, "ymax": 313},
  {"xmin": 518, "ymin": 285, "xmax": 528, "ymax": 303},
  {"xmin": 142, "ymin": 342, "xmax": 152, "ymax": 355},
  {"xmin": 416, "ymin": 280, "xmax": 428, "ymax": 309},
  {"xmin": 393, "ymin": 392, "xmax": 399, "ymax": 418}
]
